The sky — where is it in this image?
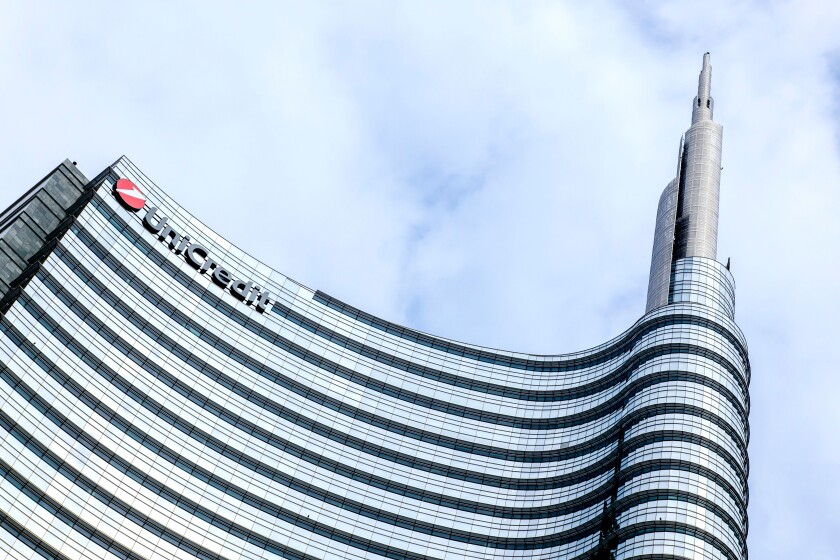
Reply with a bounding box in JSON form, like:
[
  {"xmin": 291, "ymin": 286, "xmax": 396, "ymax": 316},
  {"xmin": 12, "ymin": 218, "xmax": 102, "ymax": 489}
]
[{"xmin": 1, "ymin": 1, "xmax": 839, "ymax": 557}]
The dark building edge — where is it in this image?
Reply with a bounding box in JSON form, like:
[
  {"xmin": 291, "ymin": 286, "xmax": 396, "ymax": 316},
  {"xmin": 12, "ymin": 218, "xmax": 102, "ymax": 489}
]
[{"xmin": 0, "ymin": 161, "xmax": 113, "ymax": 315}]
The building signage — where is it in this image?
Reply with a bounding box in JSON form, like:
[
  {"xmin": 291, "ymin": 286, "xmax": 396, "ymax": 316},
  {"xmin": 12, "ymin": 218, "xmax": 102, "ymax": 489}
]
[
  {"xmin": 114, "ymin": 178, "xmax": 273, "ymax": 312},
  {"xmin": 114, "ymin": 178, "xmax": 147, "ymax": 210}
]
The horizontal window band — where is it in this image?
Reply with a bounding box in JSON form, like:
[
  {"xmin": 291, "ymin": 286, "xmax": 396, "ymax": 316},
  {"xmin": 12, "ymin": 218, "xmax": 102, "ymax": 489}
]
[
  {"xmin": 6, "ymin": 300, "xmax": 618, "ymax": 495},
  {"xmin": 16, "ymin": 287, "xmax": 749, "ymax": 471},
  {"xmin": 314, "ymin": 289, "xmax": 749, "ymax": 377},
  {"xmin": 615, "ymin": 519, "xmax": 742, "ymax": 560},
  {"xmin": 8, "ymin": 295, "xmax": 750, "ymax": 501},
  {"xmin": 0, "ymin": 348, "xmax": 609, "ymax": 531},
  {"xmin": 613, "ymin": 489, "xmax": 745, "ymax": 548},
  {"xmin": 622, "ymin": 427, "xmax": 747, "ymax": 487},
  {"xmin": 44, "ymin": 247, "xmax": 750, "ymax": 444},
  {"xmin": 614, "ymin": 556, "xmax": 726, "ymax": 560},
  {"xmin": 0, "ymin": 367, "xmax": 615, "ymax": 552},
  {"xmin": 86, "ymin": 195, "xmax": 750, "ymax": 396},
  {"xmin": 611, "ymin": 556, "xmax": 716, "ymax": 560},
  {"xmin": 0, "ymin": 505, "xmax": 73, "ymax": 560},
  {"xmin": 5, "ymin": 384, "xmax": 740, "ymax": 554},
  {"xmin": 618, "ymin": 459, "xmax": 746, "ymax": 516},
  {"xmin": 0, "ymin": 370, "xmax": 743, "ymax": 560},
  {"xmin": 0, "ymin": 369, "xmax": 610, "ymax": 552},
  {"xmin": 50, "ymin": 238, "xmax": 750, "ymax": 443},
  {"xmin": 0, "ymin": 419, "xmax": 370, "ymax": 560},
  {"xmin": 3, "ymin": 310, "xmax": 748, "ymax": 512},
  {"xmin": 0, "ymin": 379, "xmax": 744, "ymax": 559},
  {"xmin": 13, "ymin": 300, "xmax": 731, "ymax": 532},
  {"xmin": 0, "ymin": 459, "xmax": 183, "ymax": 560}
]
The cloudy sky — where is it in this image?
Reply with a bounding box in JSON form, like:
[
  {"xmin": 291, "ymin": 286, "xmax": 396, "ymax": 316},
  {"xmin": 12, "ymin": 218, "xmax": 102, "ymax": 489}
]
[{"xmin": 2, "ymin": 1, "xmax": 839, "ymax": 557}]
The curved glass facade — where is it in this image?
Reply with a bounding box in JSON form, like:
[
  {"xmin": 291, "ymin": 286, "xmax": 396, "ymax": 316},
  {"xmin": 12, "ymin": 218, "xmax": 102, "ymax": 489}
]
[{"xmin": 0, "ymin": 54, "xmax": 748, "ymax": 560}]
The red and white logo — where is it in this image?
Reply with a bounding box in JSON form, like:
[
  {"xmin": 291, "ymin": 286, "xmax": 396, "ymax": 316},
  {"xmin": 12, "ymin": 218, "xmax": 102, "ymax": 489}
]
[{"xmin": 114, "ymin": 178, "xmax": 146, "ymax": 210}]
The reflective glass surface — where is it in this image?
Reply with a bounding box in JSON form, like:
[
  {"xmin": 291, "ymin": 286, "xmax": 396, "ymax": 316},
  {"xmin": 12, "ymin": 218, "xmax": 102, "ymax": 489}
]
[{"xmin": 0, "ymin": 156, "xmax": 749, "ymax": 560}]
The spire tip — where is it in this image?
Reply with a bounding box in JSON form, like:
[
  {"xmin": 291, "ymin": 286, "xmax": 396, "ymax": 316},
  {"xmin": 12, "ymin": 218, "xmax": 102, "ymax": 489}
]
[{"xmin": 692, "ymin": 52, "xmax": 713, "ymax": 123}]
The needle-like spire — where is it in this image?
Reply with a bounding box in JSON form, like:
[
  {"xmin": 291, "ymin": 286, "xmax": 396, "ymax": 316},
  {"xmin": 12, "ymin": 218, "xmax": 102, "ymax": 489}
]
[{"xmin": 692, "ymin": 52, "xmax": 713, "ymax": 124}]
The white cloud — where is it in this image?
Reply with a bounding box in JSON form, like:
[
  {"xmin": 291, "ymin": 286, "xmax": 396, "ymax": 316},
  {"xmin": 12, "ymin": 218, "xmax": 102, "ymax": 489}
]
[{"xmin": 1, "ymin": 1, "xmax": 839, "ymax": 557}]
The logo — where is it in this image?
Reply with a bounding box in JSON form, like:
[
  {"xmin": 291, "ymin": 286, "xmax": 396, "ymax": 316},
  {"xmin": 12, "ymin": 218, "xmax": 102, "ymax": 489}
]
[{"xmin": 114, "ymin": 178, "xmax": 146, "ymax": 210}]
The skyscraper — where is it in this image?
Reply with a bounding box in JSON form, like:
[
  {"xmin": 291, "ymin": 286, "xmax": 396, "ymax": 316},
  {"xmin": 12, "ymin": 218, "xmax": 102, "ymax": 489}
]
[{"xmin": 0, "ymin": 54, "xmax": 748, "ymax": 560}]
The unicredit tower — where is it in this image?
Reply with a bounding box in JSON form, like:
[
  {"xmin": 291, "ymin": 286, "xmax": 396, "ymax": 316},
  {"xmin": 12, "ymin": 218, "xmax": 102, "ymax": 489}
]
[{"xmin": 0, "ymin": 54, "xmax": 748, "ymax": 560}]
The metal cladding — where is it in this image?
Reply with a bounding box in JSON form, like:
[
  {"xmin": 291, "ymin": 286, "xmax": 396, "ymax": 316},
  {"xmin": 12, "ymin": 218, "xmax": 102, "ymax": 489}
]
[
  {"xmin": 0, "ymin": 57, "xmax": 748, "ymax": 560},
  {"xmin": 647, "ymin": 53, "xmax": 725, "ymax": 313},
  {"xmin": 646, "ymin": 176, "xmax": 679, "ymax": 313}
]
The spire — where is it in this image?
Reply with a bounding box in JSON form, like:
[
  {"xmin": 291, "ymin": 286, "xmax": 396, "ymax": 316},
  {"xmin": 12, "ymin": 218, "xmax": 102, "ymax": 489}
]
[
  {"xmin": 692, "ymin": 52, "xmax": 713, "ymax": 124},
  {"xmin": 646, "ymin": 53, "xmax": 724, "ymax": 313}
]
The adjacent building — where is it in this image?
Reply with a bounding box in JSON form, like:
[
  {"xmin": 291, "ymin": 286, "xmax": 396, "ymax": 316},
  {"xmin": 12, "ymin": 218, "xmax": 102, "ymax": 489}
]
[{"xmin": 0, "ymin": 54, "xmax": 748, "ymax": 560}]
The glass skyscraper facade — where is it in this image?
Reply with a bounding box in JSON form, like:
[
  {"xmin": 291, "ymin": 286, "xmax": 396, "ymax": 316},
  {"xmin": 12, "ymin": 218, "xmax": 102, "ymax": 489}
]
[{"xmin": 0, "ymin": 54, "xmax": 748, "ymax": 560}]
